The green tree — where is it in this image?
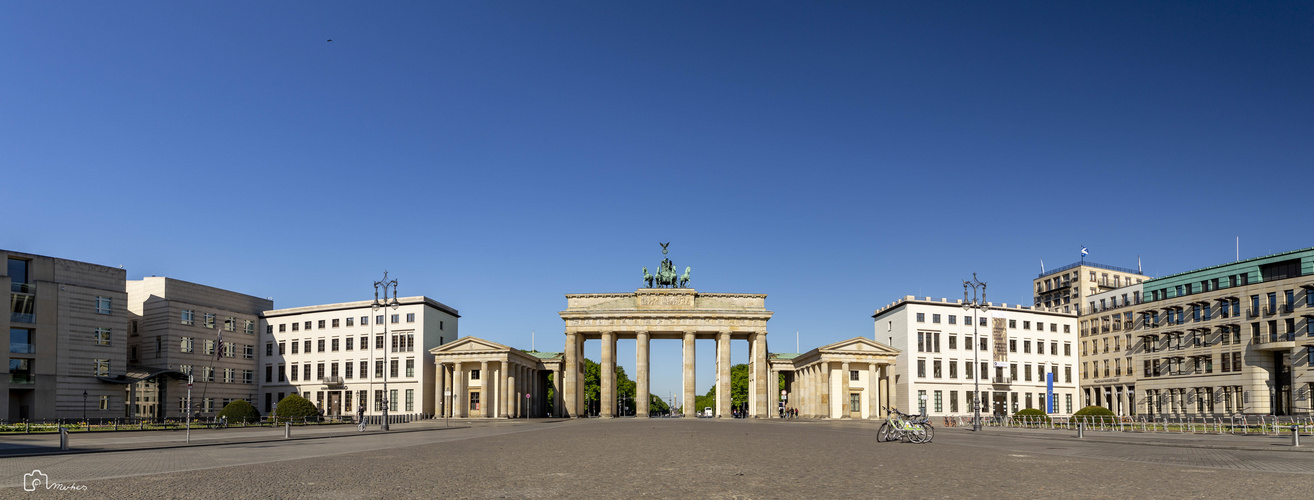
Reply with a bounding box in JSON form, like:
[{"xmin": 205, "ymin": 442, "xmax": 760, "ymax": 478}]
[
  {"xmin": 581, "ymin": 358, "xmax": 637, "ymax": 416},
  {"xmin": 648, "ymin": 394, "xmax": 670, "ymax": 415},
  {"xmin": 216, "ymin": 399, "xmax": 260, "ymax": 423},
  {"xmin": 274, "ymin": 394, "xmax": 319, "ymax": 421}
]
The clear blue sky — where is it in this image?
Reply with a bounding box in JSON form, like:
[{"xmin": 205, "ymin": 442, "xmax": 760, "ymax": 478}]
[{"xmin": 5, "ymin": 2, "xmax": 1311, "ymax": 405}]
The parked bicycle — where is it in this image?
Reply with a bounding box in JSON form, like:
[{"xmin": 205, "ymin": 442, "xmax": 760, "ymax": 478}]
[{"xmin": 879, "ymin": 407, "xmax": 933, "ymax": 444}]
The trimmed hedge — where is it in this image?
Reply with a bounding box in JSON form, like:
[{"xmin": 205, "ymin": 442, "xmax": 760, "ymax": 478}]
[
  {"xmin": 1071, "ymin": 405, "xmax": 1117, "ymax": 425},
  {"xmin": 274, "ymin": 394, "xmax": 320, "ymax": 420},
  {"xmin": 216, "ymin": 399, "xmax": 261, "ymax": 423},
  {"xmin": 1012, "ymin": 408, "xmax": 1051, "ymax": 424}
]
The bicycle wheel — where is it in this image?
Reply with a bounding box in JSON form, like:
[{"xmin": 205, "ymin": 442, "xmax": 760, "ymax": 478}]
[
  {"xmin": 918, "ymin": 423, "xmax": 934, "ymax": 443},
  {"xmin": 907, "ymin": 426, "xmax": 927, "ymax": 444},
  {"xmin": 877, "ymin": 422, "xmax": 894, "ymax": 442}
]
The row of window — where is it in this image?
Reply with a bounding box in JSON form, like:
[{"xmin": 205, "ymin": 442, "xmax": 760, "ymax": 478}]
[
  {"xmin": 917, "ymin": 389, "xmax": 1074, "ymax": 415},
  {"xmin": 271, "ymin": 314, "xmax": 436, "ymax": 333},
  {"xmin": 1145, "ymin": 386, "xmax": 1246, "ymax": 414},
  {"xmin": 916, "ymin": 332, "xmax": 1073, "ymax": 357},
  {"xmin": 1081, "ymin": 312, "xmax": 1135, "ymax": 335},
  {"xmin": 1082, "ymin": 334, "xmax": 1134, "ymax": 355},
  {"xmin": 1081, "ymin": 358, "xmax": 1134, "ymax": 378},
  {"xmin": 180, "ymin": 337, "xmax": 255, "ymax": 358},
  {"xmin": 915, "ymin": 358, "xmax": 1074, "ymax": 383},
  {"xmin": 267, "ymin": 333, "xmax": 418, "ymax": 356},
  {"xmin": 180, "ymin": 309, "xmax": 257, "ymax": 334},
  {"xmin": 176, "ymin": 364, "xmax": 255, "ymax": 384},
  {"xmin": 914, "ymin": 313, "xmax": 1071, "ymax": 334},
  {"xmin": 261, "ymin": 389, "xmax": 415, "ymax": 414},
  {"xmin": 266, "ymin": 358, "xmax": 417, "ymax": 383},
  {"xmin": 1140, "ymin": 353, "xmax": 1244, "ymax": 378}
]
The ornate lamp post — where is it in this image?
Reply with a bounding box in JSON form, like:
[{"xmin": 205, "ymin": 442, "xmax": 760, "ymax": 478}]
[
  {"xmin": 372, "ymin": 271, "xmax": 400, "ymax": 431},
  {"xmin": 963, "ymin": 273, "xmax": 988, "ymax": 432}
]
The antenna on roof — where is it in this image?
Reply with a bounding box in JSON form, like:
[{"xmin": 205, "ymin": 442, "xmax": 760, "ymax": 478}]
[{"xmin": 531, "ymin": 330, "xmax": 535, "ymax": 351}]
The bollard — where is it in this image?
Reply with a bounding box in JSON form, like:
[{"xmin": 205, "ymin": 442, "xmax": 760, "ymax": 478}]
[
  {"xmin": 59, "ymin": 427, "xmax": 69, "ymax": 451},
  {"xmin": 284, "ymin": 421, "xmax": 291, "ymax": 439},
  {"xmin": 1077, "ymin": 422, "xmax": 1085, "ymax": 439},
  {"xmin": 1293, "ymin": 425, "xmax": 1300, "ymax": 447}
]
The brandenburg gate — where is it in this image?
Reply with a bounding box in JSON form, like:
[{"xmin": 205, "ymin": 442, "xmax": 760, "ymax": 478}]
[{"xmin": 559, "ymin": 245, "xmax": 774, "ymax": 418}]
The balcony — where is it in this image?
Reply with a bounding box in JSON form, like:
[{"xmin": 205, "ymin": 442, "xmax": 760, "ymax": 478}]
[
  {"xmin": 321, "ymin": 376, "xmax": 346, "ymax": 388},
  {"xmin": 991, "ymin": 376, "xmax": 1012, "ymax": 386},
  {"xmin": 10, "ymin": 282, "xmax": 35, "ymax": 294},
  {"xmin": 1252, "ymin": 332, "xmax": 1296, "ymax": 351}
]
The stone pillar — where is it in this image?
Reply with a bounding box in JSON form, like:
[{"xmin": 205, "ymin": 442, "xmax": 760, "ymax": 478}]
[
  {"xmin": 868, "ymin": 363, "xmax": 879, "ymax": 419},
  {"xmin": 821, "ymin": 361, "xmax": 831, "ymax": 419},
  {"xmin": 753, "ymin": 332, "xmax": 768, "ymax": 418},
  {"xmin": 454, "ymin": 362, "xmax": 464, "ymax": 418},
  {"xmin": 683, "ymin": 331, "xmax": 696, "ymax": 418},
  {"xmin": 601, "ymin": 331, "xmax": 615, "ymax": 418},
  {"xmin": 768, "ymin": 367, "xmax": 780, "ymax": 418},
  {"xmin": 800, "ymin": 366, "xmax": 809, "ymax": 418},
  {"xmin": 636, "ymin": 331, "xmax": 650, "ymax": 418},
  {"xmin": 563, "ymin": 332, "xmax": 578, "ymax": 418},
  {"xmin": 498, "ymin": 360, "xmax": 510, "ymax": 418},
  {"xmin": 880, "ymin": 365, "xmax": 891, "ymax": 417},
  {"xmin": 716, "ymin": 331, "xmax": 731, "ymax": 418},
  {"xmin": 840, "ymin": 362, "xmax": 851, "ymax": 418},
  {"xmin": 480, "ymin": 361, "xmax": 491, "ymax": 418},
  {"xmin": 553, "ymin": 368, "xmax": 564, "ymax": 417}
]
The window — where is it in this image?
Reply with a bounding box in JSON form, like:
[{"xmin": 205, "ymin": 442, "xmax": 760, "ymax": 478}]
[
  {"xmin": 1023, "ymin": 340, "xmax": 1031, "ymax": 354},
  {"xmin": 949, "ymin": 361, "xmax": 958, "ymax": 379},
  {"xmin": 406, "ymin": 389, "xmax": 415, "ymax": 411},
  {"xmin": 317, "ymin": 339, "xmax": 325, "ymax": 352},
  {"xmin": 359, "ymin": 361, "xmax": 367, "ymax": 378},
  {"xmin": 1009, "ymin": 319, "xmax": 1017, "ymax": 329},
  {"xmin": 933, "ymin": 391, "xmax": 943, "ymax": 413},
  {"xmin": 406, "ymin": 313, "xmax": 416, "ymax": 323},
  {"xmin": 180, "ymin": 337, "xmax": 194, "ymax": 353},
  {"xmin": 94, "ymin": 327, "xmax": 112, "ymax": 346},
  {"xmin": 1009, "ymin": 339, "xmax": 1017, "ymax": 353},
  {"xmin": 390, "ymin": 389, "xmax": 399, "ymax": 412},
  {"xmin": 266, "ymin": 365, "xmax": 273, "ymax": 383},
  {"xmin": 243, "ymin": 369, "xmax": 253, "ymax": 384},
  {"xmin": 376, "ymin": 315, "xmax": 384, "ymax": 325},
  {"xmin": 304, "ymin": 339, "xmax": 311, "ymax": 353},
  {"xmin": 361, "ymin": 316, "xmax": 369, "ymax": 325},
  {"xmin": 346, "ymin": 317, "xmax": 354, "ymax": 327},
  {"xmin": 224, "ymin": 317, "xmax": 237, "ymax": 332},
  {"xmin": 932, "ymin": 314, "xmax": 941, "ymax": 324},
  {"xmin": 181, "ymin": 309, "xmax": 195, "ymax": 326},
  {"xmin": 980, "ymin": 317, "xmax": 987, "ymax": 327},
  {"xmin": 331, "ymin": 338, "xmax": 340, "ymax": 352},
  {"xmin": 933, "ymin": 360, "xmax": 942, "ymax": 378},
  {"xmin": 948, "ymin": 315, "xmax": 957, "ymax": 325},
  {"xmin": 303, "ymin": 364, "xmax": 311, "ymax": 381},
  {"xmin": 916, "ymin": 313, "xmax": 925, "ymax": 323},
  {"xmin": 948, "ymin": 335, "xmax": 957, "ymax": 350},
  {"xmin": 243, "ymin": 344, "xmax": 254, "ymax": 359},
  {"xmin": 950, "ymin": 391, "xmax": 959, "ymax": 413},
  {"xmin": 346, "ymin": 337, "xmax": 354, "ymax": 350},
  {"xmin": 93, "ymin": 358, "xmax": 110, "ymax": 377},
  {"xmin": 918, "ymin": 390, "xmax": 927, "ymax": 414},
  {"xmin": 95, "ymin": 296, "xmax": 112, "ymax": 315},
  {"xmin": 390, "ymin": 359, "xmax": 399, "ymax": 378},
  {"xmin": 317, "ymin": 363, "xmax": 325, "ymax": 380},
  {"xmin": 245, "ymin": 320, "xmax": 255, "ymax": 335},
  {"xmin": 266, "ymin": 343, "xmax": 273, "ymax": 356},
  {"xmin": 204, "ymin": 313, "xmax": 216, "ymax": 328},
  {"xmin": 345, "ymin": 361, "xmax": 354, "ymax": 379},
  {"xmin": 917, "ymin": 359, "xmax": 926, "ymax": 378},
  {"xmin": 375, "ymin": 361, "xmax": 384, "ymax": 378},
  {"xmin": 406, "ymin": 359, "xmax": 415, "ymax": 377}
]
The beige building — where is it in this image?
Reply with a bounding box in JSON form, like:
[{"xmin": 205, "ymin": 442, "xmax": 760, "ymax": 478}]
[
  {"xmin": 3, "ymin": 250, "xmax": 129, "ymax": 421},
  {"xmin": 1081, "ymin": 284, "xmax": 1142, "ymax": 415},
  {"xmin": 770, "ymin": 338, "xmax": 897, "ymax": 419},
  {"xmin": 126, "ymin": 277, "xmax": 271, "ymax": 419},
  {"xmin": 260, "ymin": 296, "xmax": 458, "ymax": 418},
  {"xmin": 874, "ymin": 296, "xmax": 1080, "ymax": 417},
  {"xmin": 1134, "ymin": 247, "xmax": 1314, "ymax": 417},
  {"xmin": 431, "ymin": 337, "xmax": 561, "ymax": 418},
  {"xmin": 1034, "ymin": 261, "xmax": 1147, "ymax": 314}
]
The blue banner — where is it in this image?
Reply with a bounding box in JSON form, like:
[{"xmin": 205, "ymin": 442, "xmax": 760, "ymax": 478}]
[{"xmin": 1046, "ymin": 373, "xmax": 1054, "ymax": 413}]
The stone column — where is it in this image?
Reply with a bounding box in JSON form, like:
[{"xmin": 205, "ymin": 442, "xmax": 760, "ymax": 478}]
[
  {"xmin": 821, "ymin": 361, "xmax": 831, "ymax": 419},
  {"xmin": 717, "ymin": 331, "xmax": 731, "ymax": 418},
  {"xmin": 753, "ymin": 332, "xmax": 768, "ymax": 418},
  {"xmin": 453, "ymin": 362, "xmax": 464, "ymax": 418},
  {"xmin": 636, "ymin": 331, "xmax": 650, "ymax": 418},
  {"xmin": 601, "ymin": 331, "xmax": 615, "ymax": 418},
  {"xmin": 880, "ymin": 365, "xmax": 891, "ymax": 417},
  {"xmin": 800, "ymin": 366, "xmax": 809, "ymax": 418},
  {"xmin": 498, "ymin": 360, "xmax": 510, "ymax": 418},
  {"xmin": 840, "ymin": 362, "xmax": 851, "ymax": 418},
  {"xmin": 868, "ymin": 363, "xmax": 879, "ymax": 419},
  {"xmin": 480, "ymin": 361, "xmax": 491, "ymax": 418},
  {"xmin": 683, "ymin": 331, "xmax": 696, "ymax": 418},
  {"xmin": 563, "ymin": 332, "xmax": 578, "ymax": 418},
  {"xmin": 768, "ymin": 367, "xmax": 780, "ymax": 418},
  {"xmin": 553, "ymin": 368, "xmax": 564, "ymax": 417}
]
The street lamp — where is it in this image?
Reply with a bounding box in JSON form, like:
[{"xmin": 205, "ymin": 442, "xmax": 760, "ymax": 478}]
[
  {"xmin": 372, "ymin": 271, "xmax": 400, "ymax": 431},
  {"xmin": 963, "ymin": 273, "xmax": 988, "ymax": 432}
]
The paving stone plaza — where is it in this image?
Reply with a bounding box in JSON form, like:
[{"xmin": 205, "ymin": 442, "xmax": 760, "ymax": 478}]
[{"xmin": 3, "ymin": 419, "xmax": 1314, "ymax": 497}]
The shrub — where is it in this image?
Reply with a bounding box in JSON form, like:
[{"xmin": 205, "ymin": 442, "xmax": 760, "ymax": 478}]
[
  {"xmin": 1012, "ymin": 408, "xmax": 1051, "ymax": 424},
  {"xmin": 1071, "ymin": 405, "xmax": 1117, "ymax": 425},
  {"xmin": 274, "ymin": 394, "xmax": 320, "ymax": 420},
  {"xmin": 216, "ymin": 400, "xmax": 261, "ymax": 423}
]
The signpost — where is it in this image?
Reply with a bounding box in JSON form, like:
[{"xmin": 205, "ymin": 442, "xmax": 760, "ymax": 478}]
[{"xmin": 186, "ymin": 376, "xmax": 193, "ymax": 443}]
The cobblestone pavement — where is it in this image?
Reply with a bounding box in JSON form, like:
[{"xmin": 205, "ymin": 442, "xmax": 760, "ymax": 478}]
[{"xmin": 5, "ymin": 418, "xmax": 1313, "ymax": 498}]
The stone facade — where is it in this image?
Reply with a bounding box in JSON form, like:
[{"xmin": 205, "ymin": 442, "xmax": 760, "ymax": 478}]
[{"xmin": 430, "ymin": 337, "xmax": 560, "ymax": 418}]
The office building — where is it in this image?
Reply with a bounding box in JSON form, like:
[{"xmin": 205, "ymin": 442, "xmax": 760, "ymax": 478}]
[{"xmin": 1034, "ymin": 261, "xmax": 1147, "ymax": 314}]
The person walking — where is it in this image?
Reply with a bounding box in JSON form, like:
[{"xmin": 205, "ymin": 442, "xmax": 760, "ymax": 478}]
[{"xmin": 357, "ymin": 406, "xmax": 366, "ymax": 432}]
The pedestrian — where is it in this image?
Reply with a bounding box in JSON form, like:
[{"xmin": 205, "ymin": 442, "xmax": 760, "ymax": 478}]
[{"xmin": 357, "ymin": 406, "xmax": 366, "ymax": 432}]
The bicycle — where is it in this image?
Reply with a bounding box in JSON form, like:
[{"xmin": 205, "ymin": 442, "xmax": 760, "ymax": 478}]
[{"xmin": 879, "ymin": 407, "xmax": 931, "ymax": 444}]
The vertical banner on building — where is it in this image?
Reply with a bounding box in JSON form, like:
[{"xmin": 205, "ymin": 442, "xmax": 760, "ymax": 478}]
[
  {"xmin": 1046, "ymin": 372, "xmax": 1054, "ymax": 413},
  {"xmin": 991, "ymin": 311, "xmax": 1008, "ymax": 368}
]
